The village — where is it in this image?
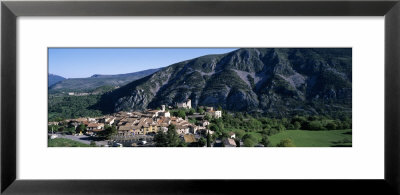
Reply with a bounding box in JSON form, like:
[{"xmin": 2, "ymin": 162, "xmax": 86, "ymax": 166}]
[{"xmin": 48, "ymin": 99, "xmax": 240, "ymax": 147}]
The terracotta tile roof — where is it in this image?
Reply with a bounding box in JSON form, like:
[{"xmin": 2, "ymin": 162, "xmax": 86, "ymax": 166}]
[
  {"xmin": 184, "ymin": 134, "xmax": 196, "ymax": 143},
  {"xmin": 160, "ymin": 123, "xmax": 169, "ymax": 127},
  {"xmin": 87, "ymin": 123, "xmax": 103, "ymax": 128},
  {"xmin": 126, "ymin": 118, "xmax": 138, "ymax": 123},
  {"xmin": 225, "ymin": 138, "xmax": 237, "ymax": 146},
  {"xmin": 118, "ymin": 125, "xmax": 132, "ymax": 131}
]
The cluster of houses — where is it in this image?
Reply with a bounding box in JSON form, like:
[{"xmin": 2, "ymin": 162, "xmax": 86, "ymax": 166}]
[
  {"xmin": 53, "ymin": 101, "xmax": 224, "ymax": 139},
  {"xmin": 48, "ymin": 99, "xmax": 239, "ymax": 147}
]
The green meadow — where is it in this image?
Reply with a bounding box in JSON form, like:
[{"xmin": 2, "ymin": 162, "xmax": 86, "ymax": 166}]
[
  {"xmin": 48, "ymin": 138, "xmax": 90, "ymax": 147},
  {"xmin": 269, "ymin": 129, "xmax": 352, "ymax": 147}
]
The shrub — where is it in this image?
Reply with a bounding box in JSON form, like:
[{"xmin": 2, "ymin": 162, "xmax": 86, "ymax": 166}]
[
  {"xmin": 243, "ymin": 138, "xmax": 256, "ymax": 147},
  {"xmin": 293, "ymin": 121, "xmax": 301, "ymax": 130},
  {"xmin": 268, "ymin": 128, "xmax": 279, "ymax": 136},
  {"xmin": 276, "ymin": 139, "xmax": 296, "ymax": 147},
  {"xmin": 242, "ymin": 133, "xmax": 259, "ymax": 143},
  {"xmin": 325, "ymin": 121, "xmax": 337, "ymax": 130},
  {"xmin": 307, "ymin": 121, "xmax": 325, "ymax": 130},
  {"xmin": 287, "ymin": 124, "xmax": 295, "ymax": 130},
  {"xmin": 278, "ymin": 124, "xmax": 286, "ymax": 132},
  {"xmin": 261, "ymin": 135, "xmax": 270, "ymax": 147}
]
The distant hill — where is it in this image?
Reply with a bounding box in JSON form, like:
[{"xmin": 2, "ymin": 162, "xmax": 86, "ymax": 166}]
[
  {"xmin": 89, "ymin": 70, "xmax": 161, "ymax": 78},
  {"xmin": 97, "ymin": 48, "xmax": 352, "ymax": 117},
  {"xmin": 49, "ymin": 68, "xmax": 161, "ymax": 93},
  {"xmin": 48, "ymin": 74, "xmax": 66, "ymax": 87}
]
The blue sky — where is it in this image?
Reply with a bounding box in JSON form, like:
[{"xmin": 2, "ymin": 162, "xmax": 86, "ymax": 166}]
[{"xmin": 49, "ymin": 48, "xmax": 237, "ymax": 78}]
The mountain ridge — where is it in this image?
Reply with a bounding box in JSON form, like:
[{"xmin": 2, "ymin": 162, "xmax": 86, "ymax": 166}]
[
  {"xmin": 97, "ymin": 48, "xmax": 352, "ymax": 117},
  {"xmin": 49, "ymin": 68, "xmax": 161, "ymax": 93},
  {"xmin": 89, "ymin": 68, "xmax": 161, "ymax": 78},
  {"xmin": 48, "ymin": 73, "xmax": 66, "ymax": 87}
]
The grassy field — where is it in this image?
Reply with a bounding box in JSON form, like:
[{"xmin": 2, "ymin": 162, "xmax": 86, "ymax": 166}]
[
  {"xmin": 269, "ymin": 129, "xmax": 352, "ymax": 147},
  {"xmin": 48, "ymin": 138, "xmax": 90, "ymax": 147}
]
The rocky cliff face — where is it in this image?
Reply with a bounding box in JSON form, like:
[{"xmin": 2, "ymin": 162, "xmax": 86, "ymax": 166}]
[{"xmin": 98, "ymin": 48, "xmax": 352, "ymax": 117}]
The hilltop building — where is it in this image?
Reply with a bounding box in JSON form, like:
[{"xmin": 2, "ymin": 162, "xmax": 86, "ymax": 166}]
[
  {"xmin": 205, "ymin": 107, "xmax": 222, "ymax": 119},
  {"xmin": 176, "ymin": 99, "xmax": 191, "ymax": 109}
]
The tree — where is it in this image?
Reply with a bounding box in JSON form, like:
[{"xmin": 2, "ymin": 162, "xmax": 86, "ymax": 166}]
[
  {"xmin": 342, "ymin": 117, "xmax": 352, "ymax": 129},
  {"xmin": 198, "ymin": 137, "xmax": 206, "ymax": 147},
  {"xmin": 278, "ymin": 124, "xmax": 286, "ymax": 132},
  {"xmin": 204, "ymin": 113, "xmax": 211, "ymax": 121},
  {"xmin": 325, "ymin": 121, "xmax": 337, "ymax": 130},
  {"xmin": 166, "ymin": 124, "xmax": 180, "ymax": 147},
  {"xmin": 261, "ymin": 135, "xmax": 270, "ymax": 147},
  {"xmin": 109, "ymin": 125, "xmax": 117, "ymax": 138},
  {"xmin": 154, "ymin": 131, "xmax": 168, "ymax": 147},
  {"xmin": 214, "ymin": 119, "xmax": 225, "ymax": 131},
  {"xmin": 292, "ymin": 116, "xmax": 307, "ymax": 127},
  {"xmin": 187, "ymin": 108, "xmax": 195, "ymax": 115},
  {"xmin": 65, "ymin": 127, "xmax": 76, "ymax": 135},
  {"xmin": 287, "ymin": 124, "xmax": 295, "ymax": 130},
  {"xmin": 98, "ymin": 125, "xmax": 117, "ymax": 140},
  {"xmin": 268, "ymin": 128, "xmax": 278, "ymax": 136},
  {"xmin": 76, "ymin": 124, "xmax": 86, "ymax": 134},
  {"xmin": 209, "ymin": 124, "xmax": 220, "ymax": 132},
  {"xmin": 57, "ymin": 126, "xmax": 65, "ymax": 133},
  {"xmin": 235, "ymin": 130, "xmax": 245, "ymax": 139},
  {"xmin": 177, "ymin": 141, "xmax": 187, "ymax": 147},
  {"xmin": 197, "ymin": 107, "xmax": 205, "ymax": 114},
  {"xmin": 243, "ymin": 138, "xmax": 256, "ymax": 147},
  {"xmin": 211, "ymin": 134, "xmax": 218, "ymax": 142},
  {"xmin": 263, "ymin": 124, "xmax": 271, "ymax": 131},
  {"xmin": 307, "ymin": 121, "xmax": 324, "ymax": 130},
  {"xmin": 54, "ymin": 117, "xmax": 64, "ymax": 122},
  {"xmin": 177, "ymin": 110, "xmax": 186, "ymax": 119},
  {"xmin": 48, "ymin": 125, "xmax": 58, "ymax": 133},
  {"xmin": 276, "ymin": 139, "xmax": 296, "ymax": 147},
  {"xmin": 243, "ymin": 133, "xmax": 259, "ymax": 147},
  {"xmin": 334, "ymin": 120, "xmax": 344, "ymax": 129},
  {"xmin": 293, "ymin": 121, "xmax": 301, "ymax": 130},
  {"xmin": 206, "ymin": 131, "xmax": 211, "ymax": 147},
  {"xmin": 248, "ymin": 118, "xmax": 262, "ymax": 131}
]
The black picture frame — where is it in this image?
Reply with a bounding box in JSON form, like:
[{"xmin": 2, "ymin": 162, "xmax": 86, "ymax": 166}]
[{"xmin": 2, "ymin": 0, "xmax": 400, "ymax": 194}]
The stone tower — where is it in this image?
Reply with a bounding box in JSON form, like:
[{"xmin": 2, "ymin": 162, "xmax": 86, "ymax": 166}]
[{"xmin": 186, "ymin": 99, "xmax": 192, "ymax": 109}]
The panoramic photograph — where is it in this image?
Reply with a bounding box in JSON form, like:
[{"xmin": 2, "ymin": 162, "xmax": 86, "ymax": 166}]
[{"xmin": 48, "ymin": 48, "xmax": 352, "ymax": 147}]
